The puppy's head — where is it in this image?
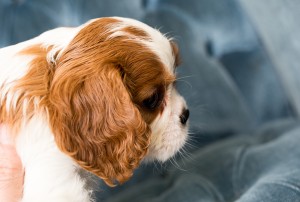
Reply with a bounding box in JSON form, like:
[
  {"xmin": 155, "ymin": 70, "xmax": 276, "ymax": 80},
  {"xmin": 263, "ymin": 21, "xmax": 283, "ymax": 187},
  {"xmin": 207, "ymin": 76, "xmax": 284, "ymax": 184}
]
[{"xmin": 29, "ymin": 17, "xmax": 189, "ymax": 186}]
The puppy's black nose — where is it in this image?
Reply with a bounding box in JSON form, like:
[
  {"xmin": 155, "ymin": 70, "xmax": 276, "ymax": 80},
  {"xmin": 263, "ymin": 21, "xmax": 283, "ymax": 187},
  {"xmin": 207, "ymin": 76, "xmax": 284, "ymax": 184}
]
[{"xmin": 180, "ymin": 108, "xmax": 190, "ymax": 125}]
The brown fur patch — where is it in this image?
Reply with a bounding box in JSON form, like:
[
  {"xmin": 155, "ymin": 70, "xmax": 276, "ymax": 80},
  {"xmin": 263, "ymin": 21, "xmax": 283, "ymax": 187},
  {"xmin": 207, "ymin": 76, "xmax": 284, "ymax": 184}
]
[
  {"xmin": 122, "ymin": 26, "xmax": 150, "ymax": 38},
  {"xmin": 0, "ymin": 45, "xmax": 54, "ymax": 133}
]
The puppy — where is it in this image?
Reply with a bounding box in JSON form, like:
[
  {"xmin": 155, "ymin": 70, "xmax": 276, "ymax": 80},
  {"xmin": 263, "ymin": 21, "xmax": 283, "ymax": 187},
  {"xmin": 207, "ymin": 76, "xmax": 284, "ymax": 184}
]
[{"xmin": 0, "ymin": 17, "xmax": 189, "ymax": 201}]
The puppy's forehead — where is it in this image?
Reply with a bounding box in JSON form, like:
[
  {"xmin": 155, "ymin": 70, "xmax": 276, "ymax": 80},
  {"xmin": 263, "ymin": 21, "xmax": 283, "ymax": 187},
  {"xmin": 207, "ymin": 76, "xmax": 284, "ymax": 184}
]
[{"xmin": 83, "ymin": 17, "xmax": 175, "ymax": 73}]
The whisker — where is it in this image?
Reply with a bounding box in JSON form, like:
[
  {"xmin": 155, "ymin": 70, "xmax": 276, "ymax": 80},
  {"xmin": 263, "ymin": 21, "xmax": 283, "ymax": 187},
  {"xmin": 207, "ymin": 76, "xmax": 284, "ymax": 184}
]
[
  {"xmin": 171, "ymin": 158, "xmax": 186, "ymax": 172},
  {"xmin": 176, "ymin": 80, "xmax": 193, "ymax": 89},
  {"xmin": 180, "ymin": 147, "xmax": 194, "ymax": 161},
  {"xmin": 175, "ymin": 75, "xmax": 195, "ymax": 80}
]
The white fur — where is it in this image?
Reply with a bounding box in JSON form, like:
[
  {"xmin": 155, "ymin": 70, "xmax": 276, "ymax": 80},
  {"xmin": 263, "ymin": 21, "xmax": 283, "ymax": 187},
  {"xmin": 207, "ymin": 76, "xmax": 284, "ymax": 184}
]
[
  {"xmin": 0, "ymin": 17, "xmax": 188, "ymax": 202},
  {"xmin": 16, "ymin": 116, "xmax": 92, "ymax": 202},
  {"xmin": 147, "ymin": 88, "xmax": 188, "ymax": 162}
]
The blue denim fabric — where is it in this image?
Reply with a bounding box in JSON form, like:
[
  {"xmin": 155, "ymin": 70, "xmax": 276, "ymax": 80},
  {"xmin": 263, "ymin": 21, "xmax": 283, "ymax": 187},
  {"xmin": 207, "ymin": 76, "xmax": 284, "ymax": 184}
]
[
  {"xmin": 106, "ymin": 120, "xmax": 300, "ymax": 202},
  {"xmin": 0, "ymin": 0, "xmax": 72, "ymax": 47},
  {"xmin": 0, "ymin": 0, "xmax": 144, "ymax": 47},
  {"xmin": 239, "ymin": 0, "xmax": 300, "ymax": 117},
  {"xmin": 1, "ymin": 0, "xmax": 300, "ymax": 201}
]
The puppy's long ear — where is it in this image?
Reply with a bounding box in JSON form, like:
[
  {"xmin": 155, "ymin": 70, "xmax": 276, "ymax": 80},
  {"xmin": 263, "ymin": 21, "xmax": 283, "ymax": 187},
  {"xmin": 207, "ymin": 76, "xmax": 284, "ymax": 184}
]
[{"xmin": 49, "ymin": 61, "xmax": 150, "ymax": 186}]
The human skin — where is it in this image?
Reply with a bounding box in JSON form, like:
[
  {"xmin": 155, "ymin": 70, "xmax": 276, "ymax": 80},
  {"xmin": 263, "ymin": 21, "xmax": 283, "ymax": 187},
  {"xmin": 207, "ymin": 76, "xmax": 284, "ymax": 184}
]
[{"xmin": 0, "ymin": 125, "xmax": 24, "ymax": 202}]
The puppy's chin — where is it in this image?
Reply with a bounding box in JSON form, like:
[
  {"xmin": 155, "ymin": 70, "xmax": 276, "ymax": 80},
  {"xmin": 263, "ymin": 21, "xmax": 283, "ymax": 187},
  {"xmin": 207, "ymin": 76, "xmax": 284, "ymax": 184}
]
[
  {"xmin": 145, "ymin": 126, "xmax": 188, "ymax": 163},
  {"xmin": 144, "ymin": 89, "xmax": 189, "ymax": 163}
]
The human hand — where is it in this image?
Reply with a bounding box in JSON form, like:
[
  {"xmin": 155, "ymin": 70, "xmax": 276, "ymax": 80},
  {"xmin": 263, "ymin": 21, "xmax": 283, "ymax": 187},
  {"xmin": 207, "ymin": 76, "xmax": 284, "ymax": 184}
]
[{"xmin": 0, "ymin": 125, "xmax": 24, "ymax": 202}]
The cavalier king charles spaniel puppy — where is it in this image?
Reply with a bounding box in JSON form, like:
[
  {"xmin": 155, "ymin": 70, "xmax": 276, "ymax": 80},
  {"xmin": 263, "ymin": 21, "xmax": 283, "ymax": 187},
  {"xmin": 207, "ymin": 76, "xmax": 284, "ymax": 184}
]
[{"xmin": 0, "ymin": 17, "xmax": 189, "ymax": 201}]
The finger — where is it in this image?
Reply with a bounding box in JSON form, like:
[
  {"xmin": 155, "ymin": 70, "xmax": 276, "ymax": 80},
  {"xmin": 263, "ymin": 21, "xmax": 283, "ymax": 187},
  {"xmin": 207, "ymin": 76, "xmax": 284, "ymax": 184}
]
[{"xmin": 0, "ymin": 125, "xmax": 24, "ymax": 202}]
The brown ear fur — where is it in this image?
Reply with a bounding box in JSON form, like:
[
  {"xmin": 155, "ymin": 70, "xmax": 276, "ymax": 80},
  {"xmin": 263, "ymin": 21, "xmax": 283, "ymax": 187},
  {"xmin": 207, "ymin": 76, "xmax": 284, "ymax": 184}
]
[
  {"xmin": 47, "ymin": 18, "xmax": 170, "ymax": 186},
  {"xmin": 49, "ymin": 62, "xmax": 150, "ymax": 186}
]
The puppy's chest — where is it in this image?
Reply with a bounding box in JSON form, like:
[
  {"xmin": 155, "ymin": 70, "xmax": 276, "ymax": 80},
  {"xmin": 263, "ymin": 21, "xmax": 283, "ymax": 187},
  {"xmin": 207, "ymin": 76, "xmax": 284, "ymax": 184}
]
[{"xmin": 16, "ymin": 116, "xmax": 93, "ymax": 202}]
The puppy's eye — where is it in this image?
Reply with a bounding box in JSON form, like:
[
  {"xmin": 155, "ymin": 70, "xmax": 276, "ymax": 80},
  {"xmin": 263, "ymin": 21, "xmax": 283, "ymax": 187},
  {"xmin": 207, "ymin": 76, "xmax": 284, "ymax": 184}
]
[{"xmin": 143, "ymin": 92, "xmax": 163, "ymax": 110}]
